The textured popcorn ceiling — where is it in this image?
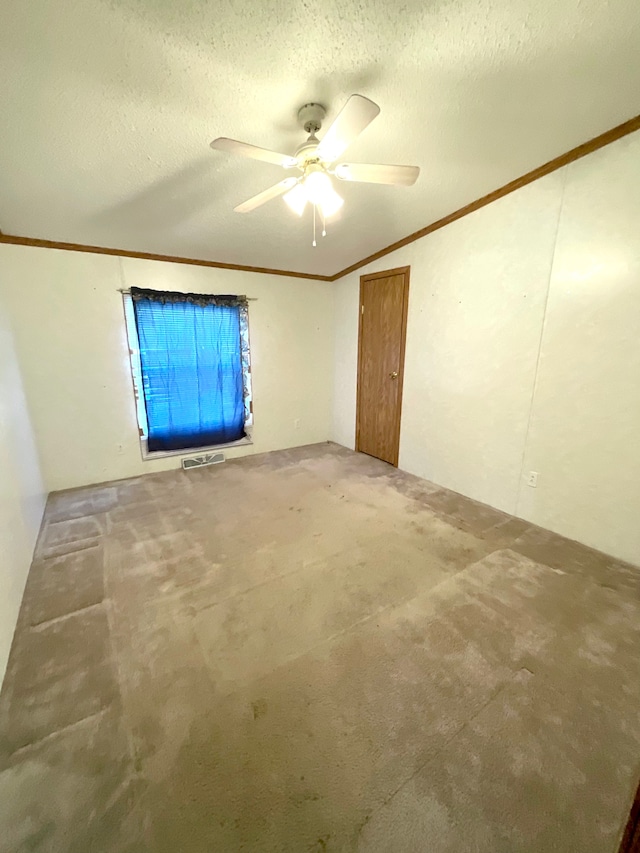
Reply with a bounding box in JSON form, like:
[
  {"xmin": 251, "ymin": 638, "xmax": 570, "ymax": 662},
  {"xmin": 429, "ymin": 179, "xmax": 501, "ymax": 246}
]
[{"xmin": 1, "ymin": 0, "xmax": 639, "ymax": 276}]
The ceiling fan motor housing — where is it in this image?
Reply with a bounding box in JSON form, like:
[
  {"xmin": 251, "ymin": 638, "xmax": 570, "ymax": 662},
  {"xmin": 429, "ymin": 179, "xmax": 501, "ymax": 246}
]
[{"xmin": 294, "ymin": 136, "xmax": 321, "ymax": 164}]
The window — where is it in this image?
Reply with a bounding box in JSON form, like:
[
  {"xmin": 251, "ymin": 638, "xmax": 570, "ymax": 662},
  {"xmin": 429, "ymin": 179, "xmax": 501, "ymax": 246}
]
[{"xmin": 123, "ymin": 287, "xmax": 252, "ymax": 456}]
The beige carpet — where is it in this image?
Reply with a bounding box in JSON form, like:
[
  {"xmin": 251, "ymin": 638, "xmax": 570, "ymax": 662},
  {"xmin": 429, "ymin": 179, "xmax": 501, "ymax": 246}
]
[{"xmin": 0, "ymin": 442, "xmax": 638, "ymax": 852}]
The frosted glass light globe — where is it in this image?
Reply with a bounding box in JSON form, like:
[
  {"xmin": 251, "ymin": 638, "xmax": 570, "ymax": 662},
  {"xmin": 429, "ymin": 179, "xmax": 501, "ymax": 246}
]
[{"xmin": 304, "ymin": 171, "xmax": 333, "ymax": 205}]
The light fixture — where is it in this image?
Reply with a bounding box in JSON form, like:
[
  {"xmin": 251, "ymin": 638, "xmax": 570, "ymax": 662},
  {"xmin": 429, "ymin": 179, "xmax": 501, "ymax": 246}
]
[
  {"xmin": 211, "ymin": 94, "xmax": 420, "ymax": 247},
  {"xmin": 283, "ymin": 182, "xmax": 307, "ymax": 217},
  {"xmin": 317, "ymin": 183, "xmax": 344, "ymax": 218},
  {"xmin": 304, "ymin": 170, "xmax": 332, "ymax": 204},
  {"xmin": 284, "ymin": 172, "xmax": 344, "ymax": 219},
  {"xmin": 303, "ymin": 169, "xmax": 344, "ymax": 218},
  {"xmin": 283, "ymin": 168, "xmax": 344, "ymax": 245}
]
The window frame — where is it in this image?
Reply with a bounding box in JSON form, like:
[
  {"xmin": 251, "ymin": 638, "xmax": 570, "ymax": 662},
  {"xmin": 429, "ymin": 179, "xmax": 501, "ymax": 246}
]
[{"xmin": 122, "ymin": 292, "xmax": 253, "ymax": 460}]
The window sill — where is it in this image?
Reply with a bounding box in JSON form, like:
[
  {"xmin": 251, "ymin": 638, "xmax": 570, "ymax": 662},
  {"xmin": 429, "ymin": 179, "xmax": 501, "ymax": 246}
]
[{"xmin": 140, "ymin": 434, "xmax": 253, "ymax": 461}]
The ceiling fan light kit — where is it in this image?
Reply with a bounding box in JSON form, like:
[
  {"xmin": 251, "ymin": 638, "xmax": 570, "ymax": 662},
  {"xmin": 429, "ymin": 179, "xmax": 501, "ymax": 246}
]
[{"xmin": 210, "ymin": 94, "xmax": 420, "ymax": 246}]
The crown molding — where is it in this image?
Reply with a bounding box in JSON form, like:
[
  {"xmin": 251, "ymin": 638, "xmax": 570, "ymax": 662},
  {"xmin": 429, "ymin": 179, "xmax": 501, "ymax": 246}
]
[
  {"xmin": 0, "ymin": 233, "xmax": 333, "ymax": 281},
  {"xmin": 329, "ymin": 112, "xmax": 640, "ymax": 281},
  {"xmin": 1, "ymin": 113, "xmax": 638, "ymax": 283}
]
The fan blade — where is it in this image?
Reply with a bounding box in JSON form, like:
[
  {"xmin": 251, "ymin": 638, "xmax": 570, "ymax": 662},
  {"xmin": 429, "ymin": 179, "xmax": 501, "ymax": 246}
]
[
  {"xmin": 334, "ymin": 163, "xmax": 420, "ymax": 186},
  {"xmin": 316, "ymin": 95, "xmax": 380, "ymax": 163},
  {"xmin": 234, "ymin": 177, "xmax": 299, "ymax": 213},
  {"xmin": 210, "ymin": 137, "xmax": 297, "ymax": 169}
]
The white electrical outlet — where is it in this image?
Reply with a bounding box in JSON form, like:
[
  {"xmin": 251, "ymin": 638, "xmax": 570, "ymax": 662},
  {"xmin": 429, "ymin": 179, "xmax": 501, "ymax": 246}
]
[
  {"xmin": 527, "ymin": 471, "xmax": 538, "ymax": 488},
  {"xmin": 294, "ymin": 418, "xmax": 300, "ymax": 429}
]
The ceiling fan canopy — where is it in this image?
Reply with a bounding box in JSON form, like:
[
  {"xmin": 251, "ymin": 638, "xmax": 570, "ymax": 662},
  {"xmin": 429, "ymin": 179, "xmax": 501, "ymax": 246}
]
[{"xmin": 210, "ymin": 94, "xmax": 420, "ymax": 235}]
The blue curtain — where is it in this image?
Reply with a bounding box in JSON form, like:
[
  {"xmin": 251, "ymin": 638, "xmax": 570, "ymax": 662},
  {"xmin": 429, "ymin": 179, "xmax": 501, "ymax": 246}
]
[{"xmin": 132, "ymin": 291, "xmax": 246, "ymax": 452}]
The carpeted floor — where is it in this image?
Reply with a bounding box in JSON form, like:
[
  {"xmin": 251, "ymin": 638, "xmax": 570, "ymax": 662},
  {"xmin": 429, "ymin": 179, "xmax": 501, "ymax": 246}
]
[{"xmin": 1, "ymin": 442, "xmax": 639, "ymax": 852}]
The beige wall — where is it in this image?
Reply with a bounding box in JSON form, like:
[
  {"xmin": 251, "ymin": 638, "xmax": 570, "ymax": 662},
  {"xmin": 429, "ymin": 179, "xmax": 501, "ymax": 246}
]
[
  {"xmin": 517, "ymin": 136, "xmax": 640, "ymax": 561},
  {"xmin": 333, "ymin": 131, "xmax": 640, "ymax": 566},
  {"xmin": 0, "ymin": 301, "xmax": 46, "ymax": 685},
  {"xmin": 0, "ymin": 247, "xmax": 334, "ymax": 492}
]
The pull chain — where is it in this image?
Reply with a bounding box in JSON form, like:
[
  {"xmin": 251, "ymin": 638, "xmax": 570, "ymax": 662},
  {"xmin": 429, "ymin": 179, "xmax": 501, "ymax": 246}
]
[
  {"xmin": 321, "ymin": 208, "xmax": 326, "ymax": 238},
  {"xmin": 312, "ymin": 204, "xmax": 317, "ymax": 247}
]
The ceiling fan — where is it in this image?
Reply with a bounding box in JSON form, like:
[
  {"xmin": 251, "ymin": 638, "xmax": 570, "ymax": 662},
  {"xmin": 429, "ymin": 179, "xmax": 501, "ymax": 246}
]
[{"xmin": 210, "ymin": 94, "xmax": 419, "ymax": 244}]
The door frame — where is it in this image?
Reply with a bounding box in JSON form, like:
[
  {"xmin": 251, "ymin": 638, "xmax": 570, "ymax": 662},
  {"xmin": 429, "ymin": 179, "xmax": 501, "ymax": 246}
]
[{"xmin": 355, "ymin": 265, "xmax": 411, "ymax": 467}]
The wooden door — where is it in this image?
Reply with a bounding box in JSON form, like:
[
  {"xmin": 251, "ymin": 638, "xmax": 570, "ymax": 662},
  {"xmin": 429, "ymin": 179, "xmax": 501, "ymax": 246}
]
[{"xmin": 356, "ymin": 266, "xmax": 410, "ymax": 466}]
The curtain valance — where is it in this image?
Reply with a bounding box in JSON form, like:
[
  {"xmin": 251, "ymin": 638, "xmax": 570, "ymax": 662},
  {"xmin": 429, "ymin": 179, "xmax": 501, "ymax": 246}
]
[{"xmin": 130, "ymin": 287, "xmax": 247, "ymax": 308}]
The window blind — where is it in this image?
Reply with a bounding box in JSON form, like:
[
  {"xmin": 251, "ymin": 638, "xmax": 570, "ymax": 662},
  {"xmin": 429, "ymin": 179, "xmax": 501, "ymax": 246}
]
[{"xmin": 132, "ymin": 291, "xmax": 246, "ymax": 452}]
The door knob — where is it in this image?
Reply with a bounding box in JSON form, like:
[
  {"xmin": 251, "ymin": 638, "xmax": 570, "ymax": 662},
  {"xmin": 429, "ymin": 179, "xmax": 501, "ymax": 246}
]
[{"xmin": 389, "ymin": 371, "xmax": 398, "ymax": 380}]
